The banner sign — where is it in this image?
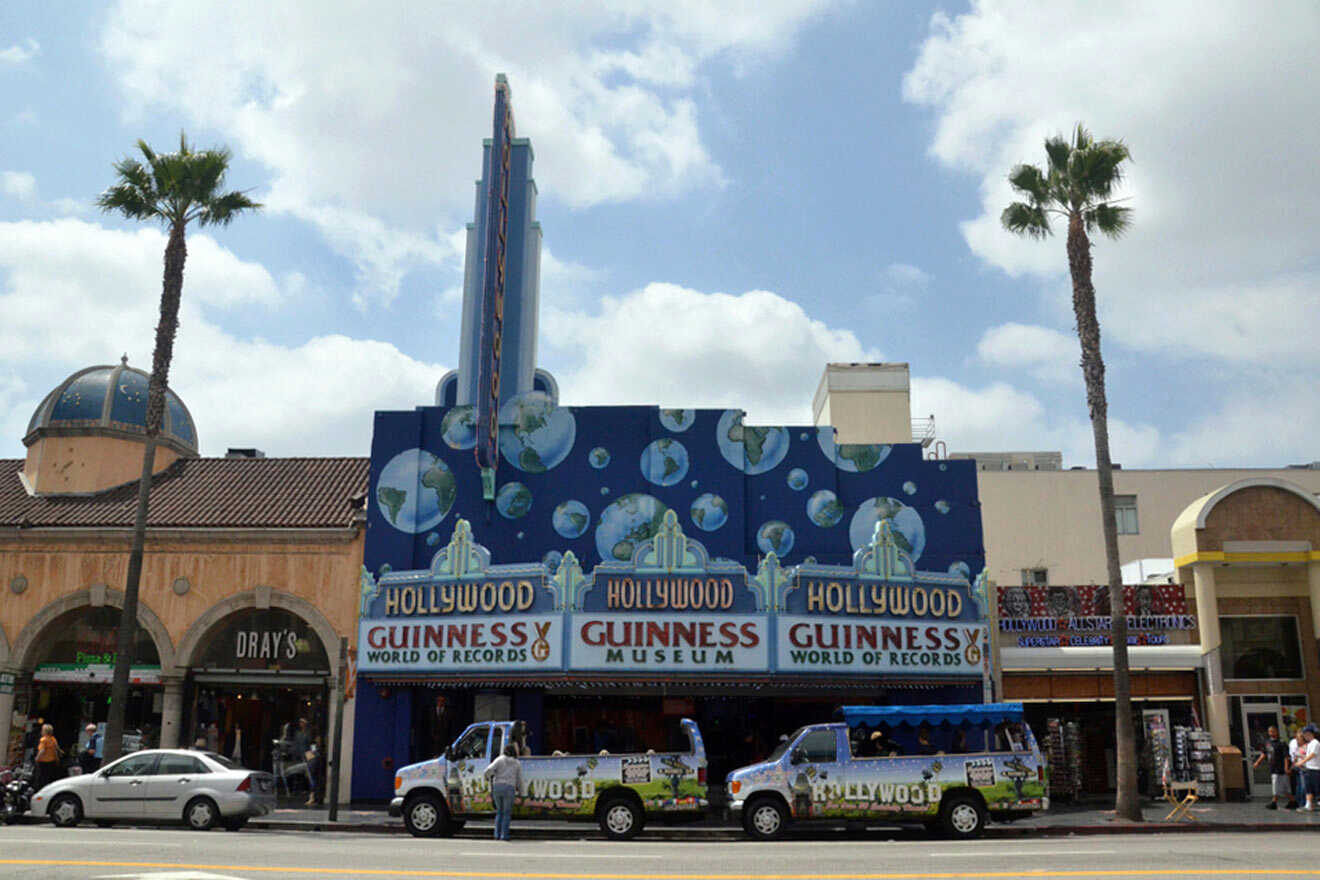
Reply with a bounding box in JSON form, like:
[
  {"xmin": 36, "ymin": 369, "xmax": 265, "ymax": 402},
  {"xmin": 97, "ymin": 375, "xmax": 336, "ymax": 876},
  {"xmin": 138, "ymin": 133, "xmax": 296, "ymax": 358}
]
[
  {"xmin": 997, "ymin": 584, "xmax": 1195, "ymax": 647},
  {"xmin": 33, "ymin": 663, "xmax": 162, "ymax": 685},
  {"xmin": 358, "ymin": 513, "xmax": 988, "ymax": 679}
]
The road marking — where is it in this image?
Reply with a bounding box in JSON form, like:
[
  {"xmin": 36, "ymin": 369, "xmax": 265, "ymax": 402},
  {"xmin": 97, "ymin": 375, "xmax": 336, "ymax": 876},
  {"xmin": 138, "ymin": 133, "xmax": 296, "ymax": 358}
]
[
  {"xmin": 929, "ymin": 851, "xmax": 1115, "ymax": 858},
  {"xmin": 6, "ymin": 860, "xmax": 1320, "ymax": 879},
  {"xmin": 0, "ymin": 839, "xmax": 184, "ymax": 847},
  {"xmin": 460, "ymin": 852, "xmax": 664, "ymax": 859}
]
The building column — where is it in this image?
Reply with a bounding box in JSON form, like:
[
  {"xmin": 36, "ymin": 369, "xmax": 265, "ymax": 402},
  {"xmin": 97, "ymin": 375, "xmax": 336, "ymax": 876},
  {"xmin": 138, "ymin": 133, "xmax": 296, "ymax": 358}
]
[
  {"xmin": 1308, "ymin": 561, "xmax": 1320, "ymax": 662},
  {"xmin": 1192, "ymin": 563, "xmax": 1230, "ymax": 744},
  {"xmin": 159, "ymin": 673, "xmax": 186, "ymax": 750},
  {"xmin": 0, "ymin": 665, "xmax": 20, "ymax": 764}
]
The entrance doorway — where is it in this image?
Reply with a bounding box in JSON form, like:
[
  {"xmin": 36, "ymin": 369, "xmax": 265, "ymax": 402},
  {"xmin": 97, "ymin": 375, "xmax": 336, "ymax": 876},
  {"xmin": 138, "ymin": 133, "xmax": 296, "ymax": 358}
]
[{"xmin": 1240, "ymin": 700, "xmax": 1284, "ymax": 798}]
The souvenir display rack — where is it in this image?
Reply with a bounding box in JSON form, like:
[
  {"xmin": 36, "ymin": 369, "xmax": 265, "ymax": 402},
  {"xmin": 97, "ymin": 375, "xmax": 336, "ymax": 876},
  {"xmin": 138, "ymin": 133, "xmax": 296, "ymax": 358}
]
[{"xmin": 1045, "ymin": 717, "xmax": 1086, "ymax": 800}]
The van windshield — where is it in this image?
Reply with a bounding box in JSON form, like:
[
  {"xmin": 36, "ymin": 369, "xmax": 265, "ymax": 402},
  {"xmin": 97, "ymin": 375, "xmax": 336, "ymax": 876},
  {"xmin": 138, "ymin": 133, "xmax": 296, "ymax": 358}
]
[{"xmin": 764, "ymin": 727, "xmax": 808, "ymax": 763}]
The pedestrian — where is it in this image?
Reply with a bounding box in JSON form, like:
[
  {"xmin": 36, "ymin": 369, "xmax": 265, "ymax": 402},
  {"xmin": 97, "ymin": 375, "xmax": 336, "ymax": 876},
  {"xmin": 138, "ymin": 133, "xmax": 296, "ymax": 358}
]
[
  {"xmin": 1293, "ymin": 725, "xmax": 1320, "ymax": 812},
  {"xmin": 1288, "ymin": 728, "xmax": 1304, "ymax": 809},
  {"xmin": 293, "ymin": 718, "xmax": 317, "ymax": 805},
  {"xmin": 22, "ymin": 717, "xmax": 42, "ymax": 766},
  {"xmin": 78, "ymin": 723, "xmax": 102, "ymax": 775},
  {"xmin": 1251, "ymin": 725, "xmax": 1289, "ymax": 809},
  {"xmin": 34, "ymin": 724, "xmax": 62, "ymax": 791},
  {"xmin": 483, "ymin": 744, "xmax": 523, "ymax": 841}
]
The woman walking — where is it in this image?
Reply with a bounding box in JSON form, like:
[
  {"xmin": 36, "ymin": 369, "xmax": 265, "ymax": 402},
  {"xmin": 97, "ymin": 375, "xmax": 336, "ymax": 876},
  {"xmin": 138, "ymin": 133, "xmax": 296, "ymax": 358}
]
[
  {"xmin": 483, "ymin": 744, "xmax": 523, "ymax": 841},
  {"xmin": 34, "ymin": 724, "xmax": 62, "ymax": 791}
]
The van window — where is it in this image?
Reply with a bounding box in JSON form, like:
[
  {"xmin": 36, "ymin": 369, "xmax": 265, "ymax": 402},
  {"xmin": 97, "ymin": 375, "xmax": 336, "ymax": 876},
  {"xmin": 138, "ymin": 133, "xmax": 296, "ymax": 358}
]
[
  {"xmin": 452, "ymin": 725, "xmax": 491, "ymax": 760},
  {"xmin": 491, "ymin": 727, "xmax": 505, "ymax": 758},
  {"xmin": 795, "ymin": 730, "xmax": 837, "ymax": 763}
]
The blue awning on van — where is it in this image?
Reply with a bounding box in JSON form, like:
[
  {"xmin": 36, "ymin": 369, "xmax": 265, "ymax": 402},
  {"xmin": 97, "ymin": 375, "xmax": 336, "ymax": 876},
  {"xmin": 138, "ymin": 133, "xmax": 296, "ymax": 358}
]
[{"xmin": 841, "ymin": 703, "xmax": 1024, "ymax": 729}]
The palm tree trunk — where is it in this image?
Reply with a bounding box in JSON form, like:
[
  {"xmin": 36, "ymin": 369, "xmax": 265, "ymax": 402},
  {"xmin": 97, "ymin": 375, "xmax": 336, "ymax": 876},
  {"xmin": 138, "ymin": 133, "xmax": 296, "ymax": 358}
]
[
  {"xmin": 104, "ymin": 222, "xmax": 187, "ymax": 762},
  {"xmin": 1067, "ymin": 211, "xmax": 1141, "ymax": 822}
]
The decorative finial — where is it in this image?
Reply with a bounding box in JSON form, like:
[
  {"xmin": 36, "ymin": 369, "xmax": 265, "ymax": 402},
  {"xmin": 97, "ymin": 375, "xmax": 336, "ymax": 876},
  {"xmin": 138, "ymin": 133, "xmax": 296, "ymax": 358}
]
[{"xmin": 121, "ymin": 353, "xmax": 129, "ymax": 365}]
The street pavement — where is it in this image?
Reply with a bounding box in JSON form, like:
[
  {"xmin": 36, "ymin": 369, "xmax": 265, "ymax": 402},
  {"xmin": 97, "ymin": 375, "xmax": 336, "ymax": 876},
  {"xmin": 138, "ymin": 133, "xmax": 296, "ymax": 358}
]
[
  {"xmin": 242, "ymin": 798, "xmax": 1320, "ymax": 838},
  {"xmin": 2, "ymin": 825, "xmax": 1320, "ymax": 879}
]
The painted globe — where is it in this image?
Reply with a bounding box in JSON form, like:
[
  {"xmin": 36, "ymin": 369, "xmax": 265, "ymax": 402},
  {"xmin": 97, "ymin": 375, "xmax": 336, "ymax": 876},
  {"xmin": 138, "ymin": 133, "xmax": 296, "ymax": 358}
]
[
  {"xmin": 806, "ymin": 489, "xmax": 844, "ymax": 528},
  {"xmin": 689, "ymin": 493, "xmax": 729, "ymax": 532},
  {"xmin": 441, "ymin": 405, "xmax": 477, "ymax": 450},
  {"xmin": 594, "ymin": 493, "xmax": 669, "ymax": 562},
  {"xmin": 552, "ymin": 499, "xmax": 591, "ymax": 539},
  {"xmin": 658, "ymin": 408, "xmax": 695, "ymax": 433},
  {"xmin": 640, "ymin": 438, "xmax": 689, "ymax": 487},
  {"xmin": 816, "ymin": 428, "xmax": 890, "ymax": 473},
  {"xmin": 756, "ymin": 520, "xmax": 795, "ymax": 557},
  {"xmin": 496, "ymin": 482, "xmax": 533, "ymax": 519},
  {"xmin": 375, "ymin": 449, "xmax": 456, "ymax": 534},
  {"xmin": 498, "ymin": 391, "xmax": 576, "ymax": 473},
  {"xmin": 848, "ymin": 496, "xmax": 926, "ymax": 560},
  {"xmin": 716, "ymin": 409, "xmax": 789, "ymax": 475}
]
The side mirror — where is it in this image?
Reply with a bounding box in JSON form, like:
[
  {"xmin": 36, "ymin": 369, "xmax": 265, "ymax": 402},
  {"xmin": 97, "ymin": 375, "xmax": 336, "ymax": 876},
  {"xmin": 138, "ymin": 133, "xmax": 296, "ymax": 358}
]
[
  {"xmin": 789, "ymin": 748, "xmax": 806, "ymax": 765},
  {"xmin": 444, "ymin": 747, "xmax": 455, "ymax": 761}
]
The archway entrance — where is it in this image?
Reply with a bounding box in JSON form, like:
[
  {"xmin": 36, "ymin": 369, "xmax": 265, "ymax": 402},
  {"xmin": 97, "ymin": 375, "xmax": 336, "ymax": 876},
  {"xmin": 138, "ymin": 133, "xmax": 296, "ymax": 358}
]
[
  {"xmin": 23, "ymin": 606, "xmax": 163, "ymax": 757},
  {"xmin": 183, "ymin": 607, "xmax": 332, "ymax": 803}
]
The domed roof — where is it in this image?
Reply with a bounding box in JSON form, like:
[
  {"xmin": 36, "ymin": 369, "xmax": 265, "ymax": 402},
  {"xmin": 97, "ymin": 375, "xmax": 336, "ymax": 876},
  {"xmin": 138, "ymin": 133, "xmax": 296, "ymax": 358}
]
[{"xmin": 24, "ymin": 359, "xmax": 198, "ymax": 455}]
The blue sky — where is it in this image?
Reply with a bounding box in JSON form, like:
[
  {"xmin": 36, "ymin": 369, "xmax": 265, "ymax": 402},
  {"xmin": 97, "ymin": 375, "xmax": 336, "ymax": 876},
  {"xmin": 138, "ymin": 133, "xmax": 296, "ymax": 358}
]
[{"xmin": 2, "ymin": 1, "xmax": 1317, "ymax": 468}]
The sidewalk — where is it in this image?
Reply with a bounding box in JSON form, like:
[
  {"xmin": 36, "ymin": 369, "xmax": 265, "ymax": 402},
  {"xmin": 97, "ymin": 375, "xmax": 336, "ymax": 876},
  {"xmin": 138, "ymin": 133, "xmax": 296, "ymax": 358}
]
[{"xmin": 250, "ymin": 799, "xmax": 1320, "ymax": 839}]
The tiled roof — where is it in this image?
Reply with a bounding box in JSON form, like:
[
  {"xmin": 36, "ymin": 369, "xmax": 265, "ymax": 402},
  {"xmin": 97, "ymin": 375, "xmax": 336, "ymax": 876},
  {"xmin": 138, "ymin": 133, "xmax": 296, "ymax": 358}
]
[{"xmin": 0, "ymin": 457, "xmax": 369, "ymax": 529}]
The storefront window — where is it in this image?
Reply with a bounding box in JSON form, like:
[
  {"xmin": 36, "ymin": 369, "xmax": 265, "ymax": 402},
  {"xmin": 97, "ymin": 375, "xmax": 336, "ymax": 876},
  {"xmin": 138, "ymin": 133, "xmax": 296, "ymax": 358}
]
[
  {"xmin": 1220, "ymin": 616, "xmax": 1303, "ymax": 679},
  {"xmin": 30, "ymin": 606, "xmax": 160, "ymax": 680},
  {"xmin": 195, "ymin": 608, "xmax": 329, "ymax": 672}
]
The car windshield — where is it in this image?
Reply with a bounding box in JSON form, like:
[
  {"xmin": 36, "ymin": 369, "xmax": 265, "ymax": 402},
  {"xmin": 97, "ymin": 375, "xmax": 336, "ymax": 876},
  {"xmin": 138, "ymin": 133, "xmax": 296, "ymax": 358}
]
[
  {"xmin": 203, "ymin": 752, "xmax": 241, "ymax": 770},
  {"xmin": 764, "ymin": 727, "xmax": 808, "ymax": 763}
]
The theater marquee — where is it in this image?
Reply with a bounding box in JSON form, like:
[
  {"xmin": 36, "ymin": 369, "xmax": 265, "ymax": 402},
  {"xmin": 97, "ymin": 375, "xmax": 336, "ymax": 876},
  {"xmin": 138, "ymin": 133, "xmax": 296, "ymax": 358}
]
[{"xmin": 357, "ymin": 513, "xmax": 989, "ymax": 680}]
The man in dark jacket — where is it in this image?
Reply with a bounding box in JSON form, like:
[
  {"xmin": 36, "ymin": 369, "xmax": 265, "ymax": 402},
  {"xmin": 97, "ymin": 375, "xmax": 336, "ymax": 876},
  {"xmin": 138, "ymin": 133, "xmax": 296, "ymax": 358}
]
[
  {"xmin": 1252, "ymin": 725, "xmax": 1292, "ymax": 809},
  {"xmin": 79, "ymin": 723, "xmax": 102, "ymax": 774}
]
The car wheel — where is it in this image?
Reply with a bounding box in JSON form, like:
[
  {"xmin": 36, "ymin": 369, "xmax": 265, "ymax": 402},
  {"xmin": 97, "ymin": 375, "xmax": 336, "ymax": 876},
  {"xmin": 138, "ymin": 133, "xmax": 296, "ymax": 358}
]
[
  {"xmin": 223, "ymin": 817, "xmax": 249, "ymax": 831},
  {"xmin": 49, "ymin": 794, "xmax": 83, "ymax": 828},
  {"xmin": 184, "ymin": 796, "xmax": 220, "ymax": 831},
  {"xmin": 743, "ymin": 797, "xmax": 788, "ymax": 841},
  {"xmin": 597, "ymin": 796, "xmax": 644, "ymax": 841},
  {"xmin": 940, "ymin": 792, "xmax": 986, "ymax": 840},
  {"xmin": 402, "ymin": 792, "xmax": 452, "ymax": 838}
]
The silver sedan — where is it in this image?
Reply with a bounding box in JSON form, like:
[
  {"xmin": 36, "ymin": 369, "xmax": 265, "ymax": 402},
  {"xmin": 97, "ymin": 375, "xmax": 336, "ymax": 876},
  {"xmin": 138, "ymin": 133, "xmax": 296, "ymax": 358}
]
[{"xmin": 30, "ymin": 749, "xmax": 276, "ymax": 831}]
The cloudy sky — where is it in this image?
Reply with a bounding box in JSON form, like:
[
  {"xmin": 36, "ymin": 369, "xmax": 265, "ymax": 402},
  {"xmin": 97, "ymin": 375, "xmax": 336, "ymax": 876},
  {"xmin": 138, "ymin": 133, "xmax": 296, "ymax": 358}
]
[{"xmin": 1, "ymin": 1, "xmax": 1316, "ymax": 468}]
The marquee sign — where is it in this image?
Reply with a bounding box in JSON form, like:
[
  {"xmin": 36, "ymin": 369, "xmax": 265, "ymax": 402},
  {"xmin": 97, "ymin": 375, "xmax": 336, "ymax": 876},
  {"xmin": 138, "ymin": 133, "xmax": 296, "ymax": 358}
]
[
  {"xmin": 996, "ymin": 583, "xmax": 1196, "ymax": 648},
  {"xmin": 358, "ymin": 513, "xmax": 987, "ymax": 680}
]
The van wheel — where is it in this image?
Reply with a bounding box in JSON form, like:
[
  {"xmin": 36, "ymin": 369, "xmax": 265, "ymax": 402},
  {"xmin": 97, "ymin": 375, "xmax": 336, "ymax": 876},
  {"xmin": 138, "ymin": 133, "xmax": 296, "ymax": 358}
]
[
  {"xmin": 403, "ymin": 792, "xmax": 453, "ymax": 838},
  {"xmin": 598, "ymin": 796, "xmax": 643, "ymax": 840},
  {"xmin": 940, "ymin": 792, "xmax": 986, "ymax": 839},
  {"xmin": 744, "ymin": 797, "xmax": 788, "ymax": 841}
]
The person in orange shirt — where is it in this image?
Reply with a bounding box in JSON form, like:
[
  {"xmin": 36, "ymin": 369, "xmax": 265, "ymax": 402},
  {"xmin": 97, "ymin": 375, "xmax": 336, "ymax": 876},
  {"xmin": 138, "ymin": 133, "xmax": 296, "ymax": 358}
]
[{"xmin": 34, "ymin": 724, "xmax": 63, "ymax": 791}]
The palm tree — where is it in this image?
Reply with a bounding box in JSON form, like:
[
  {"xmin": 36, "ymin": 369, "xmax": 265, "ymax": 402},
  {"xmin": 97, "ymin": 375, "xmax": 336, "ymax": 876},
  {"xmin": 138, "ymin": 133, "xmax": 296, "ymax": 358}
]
[
  {"xmin": 96, "ymin": 134, "xmax": 260, "ymax": 761},
  {"xmin": 1001, "ymin": 124, "xmax": 1139, "ymax": 821}
]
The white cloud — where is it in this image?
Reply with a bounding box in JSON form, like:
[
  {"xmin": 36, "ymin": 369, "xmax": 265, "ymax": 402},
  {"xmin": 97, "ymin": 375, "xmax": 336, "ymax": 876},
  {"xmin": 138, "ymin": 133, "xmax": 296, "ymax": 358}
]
[
  {"xmin": 976, "ymin": 322, "xmax": 1078, "ymax": 384},
  {"xmin": 902, "ymin": 2, "xmax": 1320, "ymax": 366},
  {"xmin": 0, "ymin": 39, "xmax": 39, "ymax": 65},
  {"xmin": 911, "ymin": 375, "xmax": 1161, "ymax": 468},
  {"xmin": 1, "ymin": 171, "xmax": 37, "ymax": 201},
  {"xmin": 542, "ymin": 282, "xmax": 879, "ymax": 425},
  {"xmin": 99, "ymin": 1, "xmax": 829, "ymax": 305},
  {"xmin": 0, "ymin": 219, "xmax": 442, "ymax": 457},
  {"xmin": 883, "ymin": 262, "xmax": 931, "ymax": 288},
  {"xmin": 1164, "ymin": 376, "xmax": 1320, "ymax": 468}
]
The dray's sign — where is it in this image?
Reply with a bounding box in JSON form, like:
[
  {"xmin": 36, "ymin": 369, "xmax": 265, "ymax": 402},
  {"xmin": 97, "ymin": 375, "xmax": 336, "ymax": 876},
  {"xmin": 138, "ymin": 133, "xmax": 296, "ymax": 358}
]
[{"xmin": 357, "ymin": 514, "xmax": 988, "ymax": 678}]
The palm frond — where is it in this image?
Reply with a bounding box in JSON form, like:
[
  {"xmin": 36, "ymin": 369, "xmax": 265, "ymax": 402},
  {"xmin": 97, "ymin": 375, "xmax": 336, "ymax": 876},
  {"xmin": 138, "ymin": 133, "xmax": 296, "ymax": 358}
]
[
  {"xmin": 199, "ymin": 190, "xmax": 262, "ymax": 226},
  {"xmin": 1007, "ymin": 163, "xmax": 1051, "ymax": 202},
  {"xmin": 1044, "ymin": 135, "xmax": 1071, "ymax": 176},
  {"xmin": 1086, "ymin": 202, "xmax": 1133, "ymax": 238},
  {"xmin": 1001, "ymin": 201, "xmax": 1052, "ymax": 239}
]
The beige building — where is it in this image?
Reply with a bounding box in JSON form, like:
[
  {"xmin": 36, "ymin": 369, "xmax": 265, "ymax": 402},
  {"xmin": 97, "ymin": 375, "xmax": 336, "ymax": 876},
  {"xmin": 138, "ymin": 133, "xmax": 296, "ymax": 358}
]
[
  {"xmin": 0, "ymin": 362, "xmax": 367, "ymax": 805},
  {"xmin": 816, "ymin": 361, "xmax": 1320, "ymax": 796}
]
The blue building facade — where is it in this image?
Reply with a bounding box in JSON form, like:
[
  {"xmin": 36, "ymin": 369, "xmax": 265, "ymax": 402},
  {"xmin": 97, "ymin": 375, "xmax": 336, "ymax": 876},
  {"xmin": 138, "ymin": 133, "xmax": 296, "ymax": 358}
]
[{"xmin": 350, "ymin": 80, "xmax": 991, "ymax": 801}]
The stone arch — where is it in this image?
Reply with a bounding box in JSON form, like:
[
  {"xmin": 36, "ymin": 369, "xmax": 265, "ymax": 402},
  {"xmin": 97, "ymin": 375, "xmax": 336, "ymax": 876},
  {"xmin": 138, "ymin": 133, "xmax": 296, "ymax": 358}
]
[
  {"xmin": 174, "ymin": 587, "xmax": 341, "ymax": 681},
  {"xmin": 0, "ymin": 619, "xmax": 10, "ymax": 668},
  {"xmin": 1191, "ymin": 477, "xmax": 1320, "ymax": 528},
  {"xmin": 11, "ymin": 587, "xmax": 176, "ymax": 674}
]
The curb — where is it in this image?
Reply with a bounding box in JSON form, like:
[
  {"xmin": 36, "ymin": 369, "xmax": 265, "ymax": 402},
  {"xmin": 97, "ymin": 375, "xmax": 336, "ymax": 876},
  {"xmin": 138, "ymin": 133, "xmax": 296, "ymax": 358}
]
[{"xmin": 248, "ymin": 819, "xmax": 1320, "ymax": 839}]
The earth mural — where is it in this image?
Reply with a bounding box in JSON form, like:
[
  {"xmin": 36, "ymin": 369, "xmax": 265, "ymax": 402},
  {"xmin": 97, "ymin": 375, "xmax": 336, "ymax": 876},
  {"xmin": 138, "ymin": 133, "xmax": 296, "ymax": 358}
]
[
  {"xmin": 848, "ymin": 496, "xmax": 926, "ymax": 560},
  {"xmin": 716, "ymin": 409, "xmax": 789, "ymax": 475},
  {"xmin": 787, "ymin": 468, "xmax": 809, "ymax": 491},
  {"xmin": 498, "ymin": 391, "xmax": 576, "ymax": 473},
  {"xmin": 756, "ymin": 520, "xmax": 795, "ymax": 557},
  {"xmin": 375, "ymin": 448, "xmax": 456, "ymax": 534},
  {"xmin": 552, "ymin": 499, "xmax": 591, "ymax": 539},
  {"xmin": 588, "ymin": 447, "xmax": 611, "ymax": 469},
  {"xmin": 806, "ymin": 489, "xmax": 844, "ymax": 528},
  {"xmin": 595, "ymin": 493, "xmax": 670, "ymax": 562},
  {"xmin": 658, "ymin": 408, "xmax": 695, "ymax": 433},
  {"xmin": 496, "ymin": 482, "xmax": 533, "ymax": 519},
  {"xmin": 689, "ymin": 492, "xmax": 729, "ymax": 532},
  {"xmin": 441, "ymin": 405, "xmax": 477, "ymax": 450},
  {"xmin": 640, "ymin": 438, "xmax": 690, "ymax": 487},
  {"xmin": 816, "ymin": 428, "xmax": 891, "ymax": 473}
]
